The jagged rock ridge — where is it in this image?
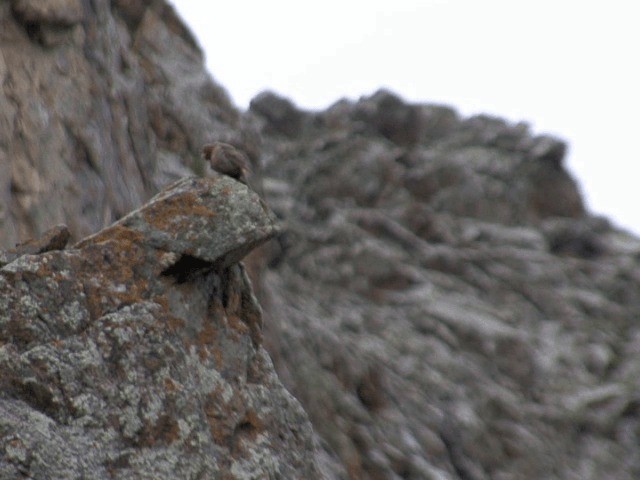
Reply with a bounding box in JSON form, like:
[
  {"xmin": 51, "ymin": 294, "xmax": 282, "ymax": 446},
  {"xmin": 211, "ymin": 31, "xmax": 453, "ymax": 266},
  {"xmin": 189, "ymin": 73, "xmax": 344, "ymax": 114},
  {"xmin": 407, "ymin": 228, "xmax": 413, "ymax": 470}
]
[{"xmin": 250, "ymin": 90, "xmax": 640, "ymax": 479}]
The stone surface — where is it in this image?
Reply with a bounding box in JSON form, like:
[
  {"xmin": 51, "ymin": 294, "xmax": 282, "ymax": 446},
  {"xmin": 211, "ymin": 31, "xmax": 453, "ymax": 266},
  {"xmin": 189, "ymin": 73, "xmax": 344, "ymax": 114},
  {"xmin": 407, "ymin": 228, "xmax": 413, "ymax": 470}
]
[
  {"xmin": 77, "ymin": 176, "xmax": 278, "ymax": 270},
  {"xmin": 0, "ymin": 175, "xmax": 321, "ymax": 479},
  {"xmin": 251, "ymin": 91, "xmax": 640, "ymax": 479},
  {"xmin": 11, "ymin": 0, "xmax": 85, "ymax": 27},
  {"xmin": 2, "ymin": 1, "xmax": 640, "ymax": 479},
  {"xmin": 0, "ymin": 0, "xmax": 238, "ymax": 247}
]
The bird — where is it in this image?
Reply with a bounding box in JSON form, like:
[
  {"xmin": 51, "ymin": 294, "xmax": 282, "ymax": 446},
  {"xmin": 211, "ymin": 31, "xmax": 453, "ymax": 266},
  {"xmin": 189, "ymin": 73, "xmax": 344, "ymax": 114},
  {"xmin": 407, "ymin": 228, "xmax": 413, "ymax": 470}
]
[{"xmin": 201, "ymin": 142, "xmax": 250, "ymax": 185}]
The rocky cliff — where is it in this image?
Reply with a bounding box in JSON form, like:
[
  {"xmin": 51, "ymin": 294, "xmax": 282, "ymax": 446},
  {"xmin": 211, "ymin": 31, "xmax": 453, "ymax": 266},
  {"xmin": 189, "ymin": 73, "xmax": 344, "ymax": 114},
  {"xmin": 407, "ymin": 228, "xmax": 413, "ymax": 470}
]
[
  {"xmin": 251, "ymin": 91, "xmax": 640, "ymax": 479},
  {"xmin": 2, "ymin": 1, "xmax": 640, "ymax": 479},
  {"xmin": 0, "ymin": 176, "xmax": 322, "ymax": 478},
  {"xmin": 0, "ymin": 0, "xmax": 240, "ymax": 246}
]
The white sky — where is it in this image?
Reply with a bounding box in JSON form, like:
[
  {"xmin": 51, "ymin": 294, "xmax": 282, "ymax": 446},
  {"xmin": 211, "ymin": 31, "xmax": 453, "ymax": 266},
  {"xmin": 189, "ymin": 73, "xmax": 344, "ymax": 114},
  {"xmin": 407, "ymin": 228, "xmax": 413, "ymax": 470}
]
[{"xmin": 171, "ymin": 1, "xmax": 639, "ymax": 235}]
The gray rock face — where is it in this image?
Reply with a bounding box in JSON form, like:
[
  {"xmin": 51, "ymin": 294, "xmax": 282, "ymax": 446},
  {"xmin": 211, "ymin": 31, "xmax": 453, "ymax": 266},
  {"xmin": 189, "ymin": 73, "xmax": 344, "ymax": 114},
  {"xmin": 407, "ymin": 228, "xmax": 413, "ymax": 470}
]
[
  {"xmin": 251, "ymin": 91, "xmax": 640, "ymax": 479},
  {"xmin": 2, "ymin": 1, "xmax": 640, "ymax": 479},
  {"xmin": 0, "ymin": 175, "xmax": 322, "ymax": 479}
]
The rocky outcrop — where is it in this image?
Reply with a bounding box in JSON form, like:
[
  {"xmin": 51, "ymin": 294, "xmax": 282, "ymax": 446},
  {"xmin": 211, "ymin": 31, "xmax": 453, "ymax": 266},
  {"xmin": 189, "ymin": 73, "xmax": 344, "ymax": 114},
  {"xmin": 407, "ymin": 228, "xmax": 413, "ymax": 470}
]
[
  {"xmin": 251, "ymin": 90, "xmax": 640, "ymax": 479},
  {"xmin": 0, "ymin": 0, "xmax": 240, "ymax": 247},
  {"xmin": 3, "ymin": 1, "xmax": 640, "ymax": 479},
  {"xmin": 0, "ymin": 174, "xmax": 323, "ymax": 479}
]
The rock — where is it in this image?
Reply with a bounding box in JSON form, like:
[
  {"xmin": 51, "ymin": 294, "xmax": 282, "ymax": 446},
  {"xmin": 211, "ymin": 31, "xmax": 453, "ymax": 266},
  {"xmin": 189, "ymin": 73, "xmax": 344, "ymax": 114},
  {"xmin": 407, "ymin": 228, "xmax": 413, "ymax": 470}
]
[
  {"xmin": 11, "ymin": 0, "xmax": 84, "ymax": 27},
  {"xmin": 351, "ymin": 89, "xmax": 462, "ymax": 147},
  {"xmin": 0, "ymin": 0, "xmax": 238, "ymax": 248},
  {"xmin": 252, "ymin": 90, "xmax": 640, "ymax": 479},
  {"xmin": 523, "ymin": 153, "xmax": 586, "ymax": 220},
  {"xmin": 0, "ymin": 175, "xmax": 321, "ymax": 479},
  {"xmin": 10, "ymin": 0, "xmax": 85, "ymax": 47},
  {"xmin": 77, "ymin": 176, "xmax": 279, "ymax": 270},
  {"xmin": 542, "ymin": 217, "xmax": 607, "ymax": 258},
  {"xmin": 353, "ymin": 89, "xmax": 424, "ymax": 146},
  {"xmin": 3, "ymin": 1, "xmax": 640, "ymax": 479},
  {"xmin": 249, "ymin": 91, "xmax": 306, "ymax": 137},
  {"xmin": 528, "ymin": 134, "xmax": 567, "ymax": 164}
]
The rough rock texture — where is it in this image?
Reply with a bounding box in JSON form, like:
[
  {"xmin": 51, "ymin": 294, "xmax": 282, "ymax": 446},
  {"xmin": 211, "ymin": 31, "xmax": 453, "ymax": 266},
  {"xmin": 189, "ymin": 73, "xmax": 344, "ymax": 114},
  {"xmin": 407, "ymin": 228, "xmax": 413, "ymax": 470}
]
[
  {"xmin": 0, "ymin": 0, "xmax": 240, "ymax": 247},
  {"xmin": 0, "ymin": 175, "xmax": 323, "ymax": 479},
  {"xmin": 2, "ymin": 1, "xmax": 640, "ymax": 479},
  {"xmin": 250, "ymin": 90, "xmax": 640, "ymax": 480}
]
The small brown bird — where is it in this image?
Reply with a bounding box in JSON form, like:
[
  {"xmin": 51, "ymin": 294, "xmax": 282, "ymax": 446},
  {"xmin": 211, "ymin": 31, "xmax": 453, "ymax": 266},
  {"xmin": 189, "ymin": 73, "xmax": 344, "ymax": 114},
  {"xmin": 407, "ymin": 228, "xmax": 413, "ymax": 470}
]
[{"xmin": 202, "ymin": 142, "xmax": 250, "ymax": 185}]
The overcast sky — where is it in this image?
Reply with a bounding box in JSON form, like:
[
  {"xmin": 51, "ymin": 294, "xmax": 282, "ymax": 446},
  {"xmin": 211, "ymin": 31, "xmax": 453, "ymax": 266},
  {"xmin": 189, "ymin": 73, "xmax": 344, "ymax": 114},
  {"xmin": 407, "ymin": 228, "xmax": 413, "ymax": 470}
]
[{"xmin": 171, "ymin": 1, "xmax": 639, "ymax": 235}]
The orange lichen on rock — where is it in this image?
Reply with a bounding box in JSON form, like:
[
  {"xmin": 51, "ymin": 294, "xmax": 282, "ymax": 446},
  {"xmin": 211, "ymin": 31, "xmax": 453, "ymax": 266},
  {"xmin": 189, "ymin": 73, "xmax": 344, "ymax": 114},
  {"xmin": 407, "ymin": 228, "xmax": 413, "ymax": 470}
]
[
  {"xmin": 142, "ymin": 190, "xmax": 216, "ymax": 231},
  {"xmin": 76, "ymin": 224, "xmax": 145, "ymax": 249},
  {"xmin": 0, "ymin": 172, "xmax": 317, "ymax": 478}
]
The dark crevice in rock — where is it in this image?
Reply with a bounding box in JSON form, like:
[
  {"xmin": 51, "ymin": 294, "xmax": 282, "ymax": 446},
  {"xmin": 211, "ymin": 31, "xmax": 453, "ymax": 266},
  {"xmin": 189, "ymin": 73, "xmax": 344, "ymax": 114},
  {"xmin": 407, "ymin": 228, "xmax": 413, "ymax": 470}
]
[
  {"xmin": 10, "ymin": 378, "xmax": 59, "ymax": 421},
  {"xmin": 161, "ymin": 253, "xmax": 213, "ymax": 283},
  {"xmin": 22, "ymin": 21, "xmax": 42, "ymax": 43},
  {"xmin": 355, "ymin": 366, "xmax": 386, "ymax": 412}
]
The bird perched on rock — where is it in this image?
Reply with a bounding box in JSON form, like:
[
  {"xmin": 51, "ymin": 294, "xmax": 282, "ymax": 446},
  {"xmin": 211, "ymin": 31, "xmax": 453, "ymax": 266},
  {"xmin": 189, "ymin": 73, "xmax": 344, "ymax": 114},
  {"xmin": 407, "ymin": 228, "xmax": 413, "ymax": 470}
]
[{"xmin": 202, "ymin": 142, "xmax": 250, "ymax": 185}]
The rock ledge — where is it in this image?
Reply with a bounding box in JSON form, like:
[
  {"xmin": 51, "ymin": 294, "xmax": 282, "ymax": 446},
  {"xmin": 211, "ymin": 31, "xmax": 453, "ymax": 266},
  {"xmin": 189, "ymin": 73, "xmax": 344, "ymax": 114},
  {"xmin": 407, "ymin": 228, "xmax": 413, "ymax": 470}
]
[{"xmin": 0, "ymin": 175, "xmax": 321, "ymax": 479}]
